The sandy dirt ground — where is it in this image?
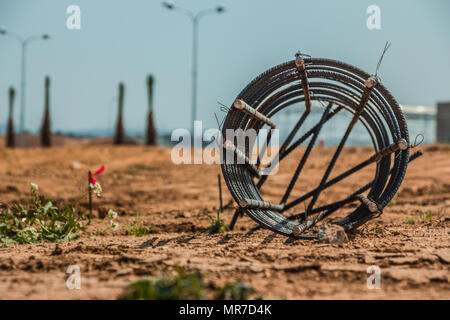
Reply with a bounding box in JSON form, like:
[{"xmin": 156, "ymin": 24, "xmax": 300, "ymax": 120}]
[{"xmin": 0, "ymin": 141, "xmax": 449, "ymax": 299}]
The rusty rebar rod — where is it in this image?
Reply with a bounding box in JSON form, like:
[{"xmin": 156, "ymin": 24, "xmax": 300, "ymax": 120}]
[
  {"xmin": 304, "ymin": 76, "xmax": 378, "ymax": 216},
  {"xmin": 229, "ymin": 102, "xmax": 343, "ymax": 230},
  {"xmin": 218, "ymin": 174, "xmax": 223, "ymax": 213},
  {"xmin": 280, "ymin": 106, "xmax": 343, "ymax": 161},
  {"xmin": 288, "ymin": 150, "xmax": 423, "ymax": 222},
  {"xmin": 295, "ymin": 52, "xmax": 311, "ymax": 111},
  {"xmin": 356, "ymin": 194, "xmax": 379, "ymax": 214},
  {"xmin": 283, "ymin": 138, "xmax": 408, "ymax": 211},
  {"xmin": 239, "ymin": 198, "xmax": 285, "ymax": 212},
  {"xmin": 228, "ymin": 208, "xmax": 243, "ymax": 230},
  {"xmin": 246, "ymin": 151, "xmax": 423, "ymax": 237},
  {"xmin": 234, "ymin": 99, "xmax": 276, "ymax": 129},
  {"xmin": 256, "ymin": 105, "xmax": 342, "ymax": 190},
  {"xmin": 229, "ymin": 103, "xmax": 342, "ymax": 230},
  {"xmin": 280, "ymin": 102, "xmax": 332, "ymax": 204}
]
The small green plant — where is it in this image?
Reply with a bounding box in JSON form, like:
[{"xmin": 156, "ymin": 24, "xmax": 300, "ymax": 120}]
[
  {"xmin": 106, "ymin": 209, "xmax": 119, "ymax": 231},
  {"xmin": 95, "ymin": 229, "xmax": 105, "ymax": 236},
  {"xmin": 405, "ymin": 217, "xmax": 415, "ymax": 225},
  {"xmin": 0, "ymin": 184, "xmax": 86, "ymax": 246},
  {"xmin": 119, "ymin": 268, "xmax": 261, "ymax": 300},
  {"xmin": 405, "ymin": 209, "xmax": 444, "ymax": 225},
  {"xmin": 125, "ymin": 212, "xmax": 154, "ymax": 236},
  {"xmin": 204, "ymin": 211, "xmax": 229, "ymax": 235},
  {"xmin": 95, "ymin": 209, "xmax": 120, "ymax": 234},
  {"xmin": 119, "ymin": 266, "xmax": 204, "ymax": 300},
  {"xmin": 215, "ymin": 280, "xmax": 255, "ymax": 300},
  {"xmin": 417, "ymin": 210, "xmax": 433, "ymax": 222}
]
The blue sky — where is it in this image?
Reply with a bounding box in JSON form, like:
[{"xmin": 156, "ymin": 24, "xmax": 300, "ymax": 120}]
[{"xmin": 0, "ymin": 0, "xmax": 449, "ymax": 134}]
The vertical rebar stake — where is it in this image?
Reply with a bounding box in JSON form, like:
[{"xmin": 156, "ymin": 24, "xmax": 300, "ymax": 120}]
[
  {"xmin": 218, "ymin": 173, "xmax": 223, "ymax": 213},
  {"xmin": 88, "ymin": 171, "xmax": 93, "ymax": 223},
  {"xmin": 229, "ymin": 208, "xmax": 241, "ymax": 230}
]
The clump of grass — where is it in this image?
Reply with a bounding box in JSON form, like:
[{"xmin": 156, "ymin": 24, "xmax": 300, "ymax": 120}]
[
  {"xmin": 405, "ymin": 208, "xmax": 444, "ymax": 225},
  {"xmin": 0, "ymin": 184, "xmax": 86, "ymax": 246},
  {"xmin": 119, "ymin": 267, "xmax": 261, "ymax": 300},
  {"xmin": 215, "ymin": 280, "xmax": 255, "ymax": 300},
  {"xmin": 125, "ymin": 212, "xmax": 154, "ymax": 236},
  {"xmin": 204, "ymin": 211, "xmax": 229, "ymax": 235},
  {"xmin": 417, "ymin": 210, "xmax": 433, "ymax": 222},
  {"xmin": 405, "ymin": 217, "xmax": 415, "ymax": 225},
  {"xmin": 119, "ymin": 266, "xmax": 204, "ymax": 300},
  {"xmin": 95, "ymin": 229, "xmax": 105, "ymax": 236}
]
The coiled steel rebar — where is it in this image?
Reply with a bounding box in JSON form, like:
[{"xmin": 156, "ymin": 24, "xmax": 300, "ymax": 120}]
[{"xmin": 221, "ymin": 56, "xmax": 411, "ymax": 238}]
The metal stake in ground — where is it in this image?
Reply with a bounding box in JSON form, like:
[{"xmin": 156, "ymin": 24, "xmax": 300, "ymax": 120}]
[
  {"xmin": 88, "ymin": 171, "xmax": 93, "ymax": 223},
  {"xmin": 218, "ymin": 173, "xmax": 223, "ymax": 213}
]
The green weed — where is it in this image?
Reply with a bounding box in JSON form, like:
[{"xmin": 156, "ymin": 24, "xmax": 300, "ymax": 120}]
[
  {"xmin": 405, "ymin": 217, "xmax": 415, "ymax": 225},
  {"xmin": 119, "ymin": 266, "xmax": 204, "ymax": 300},
  {"xmin": 417, "ymin": 210, "xmax": 433, "ymax": 222},
  {"xmin": 405, "ymin": 208, "xmax": 445, "ymax": 225},
  {"xmin": 0, "ymin": 185, "xmax": 86, "ymax": 246},
  {"xmin": 214, "ymin": 280, "xmax": 255, "ymax": 300},
  {"xmin": 125, "ymin": 212, "xmax": 154, "ymax": 236},
  {"xmin": 118, "ymin": 267, "xmax": 261, "ymax": 300},
  {"xmin": 204, "ymin": 211, "xmax": 229, "ymax": 235}
]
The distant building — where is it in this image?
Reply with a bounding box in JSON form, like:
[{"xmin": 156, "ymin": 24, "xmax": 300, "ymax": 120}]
[{"xmin": 437, "ymin": 102, "xmax": 450, "ymax": 143}]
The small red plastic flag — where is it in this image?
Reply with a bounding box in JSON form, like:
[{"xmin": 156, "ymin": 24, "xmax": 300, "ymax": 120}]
[{"xmin": 89, "ymin": 165, "xmax": 105, "ymax": 185}]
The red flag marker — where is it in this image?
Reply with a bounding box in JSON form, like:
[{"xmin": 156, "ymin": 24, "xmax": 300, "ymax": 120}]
[{"xmin": 89, "ymin": 165, "xmax": 105, "ymax": 185}]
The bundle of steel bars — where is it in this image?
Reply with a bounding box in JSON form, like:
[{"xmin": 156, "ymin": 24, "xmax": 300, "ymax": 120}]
[{"xmin": 221, "ymin": 54, "xmax": 415, "ymax": 238}]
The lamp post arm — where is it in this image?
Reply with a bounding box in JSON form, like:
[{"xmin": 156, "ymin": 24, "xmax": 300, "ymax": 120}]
[
  {"xmin": 6, "ymin": 32, "xmax": 23, "ymax": 43},
  {"xmin": 195, "ymin": 8, "xmax": 219, "ymax": 21},
  {"xmin": 172, "ymin": 5, "xmax": 195, "ymax": 21},
  {"xmin": 23, "ymin": 35, "xmax": 44, "ymax": 45}
]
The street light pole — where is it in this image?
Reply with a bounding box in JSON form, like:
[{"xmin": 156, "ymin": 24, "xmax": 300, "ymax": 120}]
[
  {"xmin": 0, "ymin": 26, "xmax": 51, "ymax": 147},
  {"xmin": 162, "ymin": 2, "xmax": 226, "ymax": 135},
  {"xmin": 20, "ymin": 40, "xmax": 27, "ymax": 148},
  {"xmin": 191, "ymin": 16, "xmax": 198, "ymax": 136}
]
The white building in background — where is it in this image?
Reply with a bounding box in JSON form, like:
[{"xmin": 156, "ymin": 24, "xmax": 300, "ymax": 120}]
[
  {"xmin": 400, "ymin": 105, "xmax": 436, "ymax": 119},
  {"xmin": 437, "ymin": 102, "xmax": 450, "ymax": 144}
]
